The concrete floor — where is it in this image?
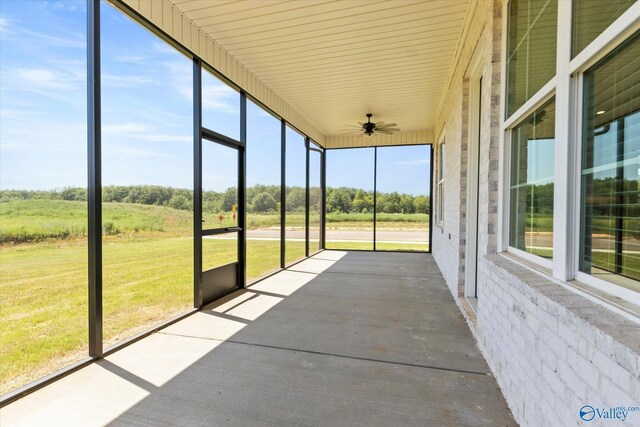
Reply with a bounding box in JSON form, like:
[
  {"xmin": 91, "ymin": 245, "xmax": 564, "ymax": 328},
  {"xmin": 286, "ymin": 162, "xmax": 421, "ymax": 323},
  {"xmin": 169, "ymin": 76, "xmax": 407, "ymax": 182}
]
[{"xmin": 1, "ymin": 251, "xmax": 515, "ymax": 426}]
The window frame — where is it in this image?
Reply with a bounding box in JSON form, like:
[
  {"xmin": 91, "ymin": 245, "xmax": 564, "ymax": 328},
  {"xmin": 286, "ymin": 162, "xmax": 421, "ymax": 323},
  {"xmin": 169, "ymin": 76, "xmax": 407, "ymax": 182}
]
[
  {"xmin": 437, "ymin": 139, "xmax": 446, "ymax": 225},
  {"xmin": 499, "ymin": 0, "xmax": 640, "ymax": 306}
]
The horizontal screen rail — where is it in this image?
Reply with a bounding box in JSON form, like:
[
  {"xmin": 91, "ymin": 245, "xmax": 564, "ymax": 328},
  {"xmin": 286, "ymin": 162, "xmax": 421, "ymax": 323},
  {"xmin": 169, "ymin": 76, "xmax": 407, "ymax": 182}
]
[{"xmin": 202, "ymin": 227, "xmax": 242, "ymax": 236}]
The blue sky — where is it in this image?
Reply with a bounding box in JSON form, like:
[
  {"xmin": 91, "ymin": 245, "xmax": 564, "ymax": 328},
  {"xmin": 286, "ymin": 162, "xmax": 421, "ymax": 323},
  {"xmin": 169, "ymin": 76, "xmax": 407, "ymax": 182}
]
[
  {"xmin": 327, "ymin": 146, "xmax": 431, "ymax": 196},
  {"xmin": 1, "ymin": 0, "xmax": 430, "ymax": 196}
]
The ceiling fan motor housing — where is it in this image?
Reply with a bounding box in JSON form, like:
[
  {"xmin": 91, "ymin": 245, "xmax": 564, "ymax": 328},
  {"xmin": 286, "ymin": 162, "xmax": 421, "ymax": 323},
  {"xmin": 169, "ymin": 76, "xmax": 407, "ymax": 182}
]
[{"xmin": 363, "ymin": 122, "xmax": 375, "ymax": 136}]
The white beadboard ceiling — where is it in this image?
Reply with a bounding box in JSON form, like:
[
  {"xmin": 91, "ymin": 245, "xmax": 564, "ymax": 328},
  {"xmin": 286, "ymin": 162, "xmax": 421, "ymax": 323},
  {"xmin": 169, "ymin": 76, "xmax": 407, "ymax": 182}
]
[{"xmin": 169, "ymin": 0, "xmax": 469, "ymax": 138}]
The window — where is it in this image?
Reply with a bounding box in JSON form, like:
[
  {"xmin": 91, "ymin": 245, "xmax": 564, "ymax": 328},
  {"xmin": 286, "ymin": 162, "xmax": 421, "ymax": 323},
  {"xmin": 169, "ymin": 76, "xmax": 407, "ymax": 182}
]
[
  {"xmin": 0, "ymin": 0, "xmax": 87, "ymax": 394},
  {"xmin": 506, "ymin": 0, "xmax": 557, "ymax": 118},
  {"xmin": 572, "ymin": 0, "xmax": 635, "ymax": 58},
  {"xmin": 101, "ymin": 1, "xmax": 193, "ymax": 347},
  {"xmin": 326, "ymin": 148, "xmax": 375, "ymax": 250},
  {"xmin": 509, "ymin": 98, "xmax": 556, "ymax": 260},
  {"xmin": 376, "ymin": 145, "xmax": 431, "ymax": 251},
  {"xmin": 246, "ymin": 100, "xmax": 281, "ymax": 281},
  {"xmin": 309, "ymin": 148, "xmax": 322, "ymax": 253},
  {"xmin": 202, "ymin": 69, "xmax": 240, "ymax": 141},
  {"xmin": 580, "ymin": 32, "xmax": 640, "ymax": 290},
  {"xmin": 285, "ymin": 126, "xmax": 307, "ymax": 265},
  {"xmin": 437, "ymin": 142, "xmax": 446, "ymax": 224}
]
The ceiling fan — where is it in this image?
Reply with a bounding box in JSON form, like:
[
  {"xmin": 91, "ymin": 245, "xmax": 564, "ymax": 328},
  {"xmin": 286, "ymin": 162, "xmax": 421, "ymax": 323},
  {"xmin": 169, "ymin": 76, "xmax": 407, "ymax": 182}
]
[{"xmin": 341, "ymin": 113, "xmax": 400, "ymax": 137}]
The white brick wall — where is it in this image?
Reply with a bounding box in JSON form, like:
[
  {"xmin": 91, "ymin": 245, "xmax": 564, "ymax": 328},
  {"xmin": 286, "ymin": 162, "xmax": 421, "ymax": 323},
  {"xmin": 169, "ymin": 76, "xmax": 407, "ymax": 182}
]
[
  {"xmin": 431, "ymin": 1, "xmax": 640, "ymax": 425},
  {"xmin": 477, "ymin": 255, "xmax": 639, "ymax": 425}
]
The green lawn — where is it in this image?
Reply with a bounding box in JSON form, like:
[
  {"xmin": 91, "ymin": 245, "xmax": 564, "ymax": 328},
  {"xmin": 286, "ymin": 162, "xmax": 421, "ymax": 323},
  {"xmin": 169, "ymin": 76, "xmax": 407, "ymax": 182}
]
[
  {"xmin": 326, "ymin": 241, "xmax": 429, "ymax": 251},
  {"xmin": 0, "ymin": 235, "xmax": 308, "ymax": 395}
]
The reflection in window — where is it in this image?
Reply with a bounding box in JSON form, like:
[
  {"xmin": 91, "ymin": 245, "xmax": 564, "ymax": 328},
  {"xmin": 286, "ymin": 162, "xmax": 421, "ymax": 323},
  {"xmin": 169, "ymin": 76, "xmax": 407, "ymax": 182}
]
[
  {"xmin": 285, "ymin": 127, "xmax": 307, "ymax": 265},
  {"xmin": 309, "ymin": 149, "xmax": 322, "ymax": 253},
  {"xmin": 509, "ymin": 99, "xmax": 556, "ymax": 259},
  {"xmin": 572, "ymin": 0, "xmax": 635, "ymax": 58},
  {"xmin": 0, "ymin": 0, "xmax": 87, "ymax": 394},
  {"xmin": 101, "ymin": 1, "xmax": 193, "ymax": 347},
  {"xmin": 246, "ymin": 101, "xmax": 281, "ymax": 281},
  {"xmin": 325, "ymin": 148, "xmax": 375, "ymax": 250},
  {"xmin": 202, "ymin": 68, "xmax": 240, "ymax": 141},
  {"xmin": 580, "ymin": 33, "xmax": 640, "ymax": 290},
  {"xmin": 376, "ymin": 146, "xmax": 431, "ymax": 251},
  {"xmin": 506, "ymin": 0, "xmax": 557, "ymax": 118}
]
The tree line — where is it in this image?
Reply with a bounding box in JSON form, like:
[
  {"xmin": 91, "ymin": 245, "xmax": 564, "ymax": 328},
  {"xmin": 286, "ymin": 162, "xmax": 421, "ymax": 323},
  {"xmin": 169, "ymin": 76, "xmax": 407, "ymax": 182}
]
[{"xmin": 0, "ymin": 185, "xmax": 433, "ymax": 215}]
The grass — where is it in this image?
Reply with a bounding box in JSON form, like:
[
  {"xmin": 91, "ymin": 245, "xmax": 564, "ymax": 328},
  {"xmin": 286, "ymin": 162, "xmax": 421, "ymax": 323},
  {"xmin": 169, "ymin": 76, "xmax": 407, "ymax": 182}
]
[
  {"xmin": 326, "ymin": 241, "xmax": 429, "ymax": 251},
  {"xmin": 0, "ymin": 199, "xmax": 432, "ymax": 395},
  {"xmin": 0, "ymin": 236, "xmax": 309, "ymax": 395}
]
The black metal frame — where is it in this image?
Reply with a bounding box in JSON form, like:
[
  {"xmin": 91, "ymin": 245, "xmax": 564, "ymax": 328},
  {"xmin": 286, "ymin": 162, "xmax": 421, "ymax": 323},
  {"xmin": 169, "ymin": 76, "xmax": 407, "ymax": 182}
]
[
  {"xmin": 87, "ymin": 0, "xmax": 102, "ymax": 358},
  {"xmin": 305, "ymin": 138, "xmax": 311, "ymax": 257},
  {"xmin": 280, "ymin": 119, "xmax": 287, "ymax": 269},
  {"xmin": 320, "ymin": 149, "xmax": 327, "ymax": 250},
  {"xmin": 373, "ymin": 147, "xmax": 378, "ymax": 251},
  {"xmin": 324, "ymin": 143, "xmax": 433, "ymax": 254},
  {"xmin": 193, "ymin": 58, "xmax": 203, "ymax": 308},
  {"xmin": 308, "ymin": 145, "xmax": 323, "ymax": 253}
]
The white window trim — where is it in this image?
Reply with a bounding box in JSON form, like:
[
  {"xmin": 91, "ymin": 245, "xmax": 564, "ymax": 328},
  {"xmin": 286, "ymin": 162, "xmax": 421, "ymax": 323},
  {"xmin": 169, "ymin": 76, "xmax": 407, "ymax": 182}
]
[
  {"xmin": 502, "ymin": 91, "xmax": 556, "ymax": 265},
  {"xmin": 437, "ymin": 138, "xmax": 445, "ymax": 226},
  {"xmin": 499, "ymin": 0, "xmax": 640, "ymax": 309}
]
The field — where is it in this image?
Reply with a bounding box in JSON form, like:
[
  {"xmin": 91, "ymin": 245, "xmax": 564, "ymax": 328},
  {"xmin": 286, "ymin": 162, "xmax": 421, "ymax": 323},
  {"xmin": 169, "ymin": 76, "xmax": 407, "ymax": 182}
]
[{"xmin": 0, "ymin": 199, "xmax": 428, "ymax": 394}]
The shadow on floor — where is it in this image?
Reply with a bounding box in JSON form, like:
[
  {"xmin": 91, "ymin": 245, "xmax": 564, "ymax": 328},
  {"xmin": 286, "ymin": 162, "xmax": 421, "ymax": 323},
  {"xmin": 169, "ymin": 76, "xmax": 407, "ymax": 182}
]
[{"xmin": 3, "ymin": 251, "xmax": 516, "ymax": 427}]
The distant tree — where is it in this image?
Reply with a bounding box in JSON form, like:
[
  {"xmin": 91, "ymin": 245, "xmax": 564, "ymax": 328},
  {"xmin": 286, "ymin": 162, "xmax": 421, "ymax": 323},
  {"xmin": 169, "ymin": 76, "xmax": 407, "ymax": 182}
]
[
  {"xmin": 286, "ymin": 187, "xmax": 306, "ymax": 212},
  {"xmin": 61, "ymin": 187, "xmax": 87, "ymax": 201},
  {"xmin": 252, "ymin": 192, "xmax": 277, "ymax": 213},
  {"xmin": 414, "ymin": 195, "xmax": 429, "ymax": 214},
  {"xmin": 168, "ymin": 194, "xmax": 191, "ymax": 210},
  {"xmin": 400, "ymin": 194, "xmax": 416, "ymax": 214},
  {"xmin": 221, "ymin": 187, "xmax": 237, "ymax": 211}
]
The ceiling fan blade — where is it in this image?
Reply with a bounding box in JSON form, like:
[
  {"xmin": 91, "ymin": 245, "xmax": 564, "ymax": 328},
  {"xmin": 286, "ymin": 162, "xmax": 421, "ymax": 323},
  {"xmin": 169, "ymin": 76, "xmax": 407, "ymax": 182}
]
[
  {"xmin": 374, "ymin": 121, "xmax": 385, "ymax": 127},
  {"xmin": 377, "ymin": 123, "xmax": 398, "ymax": 128},
  {"xmin": 376, "ymin": 130, "xmax": 394, "ymax": 134},
  {"xmin": 381, "ymin": 128, "xmax": 400, "ymax": 132},
  {"xmin": 357, "ymin": 122, "xmax": 365, "ymax": 126},
  {"xmin": 341, "ymin": 130, "xmax": 364, "ymax": 134}
]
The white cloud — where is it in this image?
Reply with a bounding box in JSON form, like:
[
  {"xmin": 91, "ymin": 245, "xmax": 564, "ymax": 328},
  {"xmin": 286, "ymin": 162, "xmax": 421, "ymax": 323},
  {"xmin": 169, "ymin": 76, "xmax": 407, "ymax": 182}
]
[
  {"xmin": 103, "ymin": 123, "xmax": 154, "ymax": 133},
  {"xmin": 10, "ymin": 65, "xmax": 84, "ymax": 93},
  {"xmin": 102, "ymin": 73, "xmax": 155, "ymax": 88},
  {"xmin": 0, "ymin": 17, "xmax": 9, "ymax": 33},
  {"xmin": 105, "ymin": 147, "xmax": 169, "ymax": 158},
  {"xmin": 20, "ymin": 28, "xmax": 85, "ymax": 48},
  {"xmin": 201, "ymin": 84, "xmax": 239, "ymax": 114},
  {"xmin": 102, "ymin": 122, "xmax": 191, "ymax": 144}
]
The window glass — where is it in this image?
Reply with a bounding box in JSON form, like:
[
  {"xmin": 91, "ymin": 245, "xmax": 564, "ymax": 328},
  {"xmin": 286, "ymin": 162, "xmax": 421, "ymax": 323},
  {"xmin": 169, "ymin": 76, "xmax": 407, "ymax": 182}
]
[
  {"xmin": 0, "ymin": 0, "xmax": 87, "ymax": 394},
  {"xmin": 506, "ymin": 0, "xmax": 557, "ymax": 118},
  {"xmin": 202, "ymin": 68, "xmax": 240, "ymax": 141},
  {"xmin": 509, "ymin": 98, "xmax": 556, "ymax": 259},
  {"xmin": 572, "ymin": 0, "xmax": 635, "ymax": 58},
  {"xmin": 580, "ymin": 33, "xmax": 640, "ymax": 290},
  {"xmin": 285, "ymin": 127, "xmax": 307, "ymax": 264},
  {"xmin": 202, "ymin": 141, "xmax": 238, "ymax": 230},
  {"xmin": 326, "ymin": 148, "xmax": 375, "ymax": 250},
  {"xmin": 101, "ymin": 1, "xmax": 193, "ymax": 348},
  {"xmin": 246, "ymin": 100, "xmax": 281, "ymax": 281},
  {"xmin": 376, "ymin": 146, "xmax": 431, "ymax": 251},
  {"xmin": 438, "ymin": 142, "xmax": 445, "ymax": 223},
  {"xmin": 309, "ymin": 149, "xmax": 322, "ymax": 253}
]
